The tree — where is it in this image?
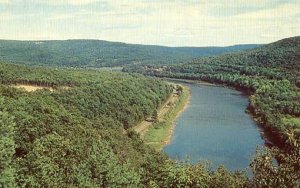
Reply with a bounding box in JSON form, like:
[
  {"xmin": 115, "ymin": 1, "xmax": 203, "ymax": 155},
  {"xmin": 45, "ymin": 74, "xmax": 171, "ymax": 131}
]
[
  {"xmin": 176, "ymin": 85, "xmax": 183, "ymax": 95},
  {"xmin": 250, "ymin": 130, "xmax": 300, "ymax": 188},
  {"xmin": 152, "ymin": 109, "xmax": 159, "ymax": 123},
  {"xmin": 0, "ymin": 110, "xmax": 16, "ymax": 188}
]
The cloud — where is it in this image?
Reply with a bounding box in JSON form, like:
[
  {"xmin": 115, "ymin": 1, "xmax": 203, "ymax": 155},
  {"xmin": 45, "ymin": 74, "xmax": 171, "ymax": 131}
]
[
  {"xmin": 42, "ymin": 0, "xmax": 103, "ymax": 5},
  {"xmin": 0, "ymin": 0, "xmax": 10, "ymax": 4},
  {"xmin": 0, "ymin": 0, "xmax": 299, "ymax": 46},
  {"xmin": 47, "ymin": 13, "xmax": 75, "ymax": 21},
  {"xmin": 0, "ymin": 12, "xmax": 13, "ymax": 21},
  {"xmin": 235, "ymin": 3, "xmax": 300, "ymax": 19}
]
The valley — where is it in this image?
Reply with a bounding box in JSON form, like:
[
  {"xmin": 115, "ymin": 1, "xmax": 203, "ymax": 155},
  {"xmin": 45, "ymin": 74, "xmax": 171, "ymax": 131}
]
[{"xmin": 0, "ymin": 36, "xmax": 299, "ymax": 187}]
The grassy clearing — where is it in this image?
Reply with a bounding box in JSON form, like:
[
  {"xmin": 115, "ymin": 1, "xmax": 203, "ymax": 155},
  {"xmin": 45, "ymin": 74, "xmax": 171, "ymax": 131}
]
[
  {"xmin": 12, "ymin": 84, "xmax": 54, "ymax": 92},
  {"xmin": 11, "ymin": 84, "xmax": 72, "ymax": 92},
  {"xmin": 144, "ymin": 86, "xmax": 190, "ymax": 150}
]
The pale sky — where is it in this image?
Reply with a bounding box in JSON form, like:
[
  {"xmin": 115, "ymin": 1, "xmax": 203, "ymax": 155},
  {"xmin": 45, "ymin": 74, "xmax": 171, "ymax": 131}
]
[{"xmin": 0, "ymin": 0, "xmax": 299, "ymax": 46}]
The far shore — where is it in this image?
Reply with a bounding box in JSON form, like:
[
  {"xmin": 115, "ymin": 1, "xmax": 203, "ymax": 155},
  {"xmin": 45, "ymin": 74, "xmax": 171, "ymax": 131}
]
[{"xmin": 162, "ymin": 77, "xmax": 217, "ymax": 87}]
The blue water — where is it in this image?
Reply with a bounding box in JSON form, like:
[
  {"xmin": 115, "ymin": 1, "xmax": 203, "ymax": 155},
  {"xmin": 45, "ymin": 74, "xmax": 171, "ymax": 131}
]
[{"xmin": 163, "ymin": 83, "xmax": 264, "ymax": 172}]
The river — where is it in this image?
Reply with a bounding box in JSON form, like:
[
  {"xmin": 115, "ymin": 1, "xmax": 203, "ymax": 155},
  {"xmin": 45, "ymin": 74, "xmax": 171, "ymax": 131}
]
[{"xmin": 163, "ymin": 82, "xmax": 265, "ymax": 172}]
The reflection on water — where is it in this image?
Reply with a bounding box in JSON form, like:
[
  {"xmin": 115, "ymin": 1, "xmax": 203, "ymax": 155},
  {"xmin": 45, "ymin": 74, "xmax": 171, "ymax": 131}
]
[{"xmin": 163, "ymin": 83, "xmax": 264, "ymax": 172}]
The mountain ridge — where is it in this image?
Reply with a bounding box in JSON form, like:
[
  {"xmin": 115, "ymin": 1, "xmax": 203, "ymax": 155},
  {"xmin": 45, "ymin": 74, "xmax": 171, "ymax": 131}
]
[{"xmin": 0, "ymin": 39, "xmax": 260, "ymax": 68}]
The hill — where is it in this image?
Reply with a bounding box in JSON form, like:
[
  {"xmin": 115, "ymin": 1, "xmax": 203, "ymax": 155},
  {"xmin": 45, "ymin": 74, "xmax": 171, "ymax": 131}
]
[
  {"xmin": 124, "ymin": 36, "xmax": 300, "ymax": 143},
  {"xmin": 124, "ymin": 37, "xmax": 300, "ymax": 186},
  {"xmin": 0, "ymin": 62, "xmax": 252, "ymax": 187},
  {"xmin": 0, "ymin": 36, "xmax": 299, "ymax": 186},
  {"xmin": 0, "ymin": 39, "xmax": 259, "ymax": 68}
]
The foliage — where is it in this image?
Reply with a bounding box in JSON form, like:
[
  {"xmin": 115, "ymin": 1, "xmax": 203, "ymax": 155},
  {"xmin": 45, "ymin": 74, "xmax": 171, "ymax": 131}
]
[
  {"xmin": 0, "ymin": 36, "xmax": 298, "ymax": 187},
  {"xmin": 0, "ymin": 62, "xmax": 260, "ymax": 187},
  {"xmin": 124, "ymin": 36, "xmax": 300, "ymax": 144},
  {"xmin": 0, "ymin": 63, "xmax": 172, "ymax": 187},
  {"xmin": 144, "ymin": 86, "xmax": 190, "ymax": 150},
  {"xmin": 124, "ymin": 36, "xmax": 300, "ymax": 187},
  {"xmin": 250, "ymin": 131, "xmax": 300, "ymax": 188},
  {"xmin": 0, "ymin": 110, "xmax": 16, "ymax": 188},
  {"xmin": 0, "ymin": 40, "xmax": 259, "ymax": 68}
]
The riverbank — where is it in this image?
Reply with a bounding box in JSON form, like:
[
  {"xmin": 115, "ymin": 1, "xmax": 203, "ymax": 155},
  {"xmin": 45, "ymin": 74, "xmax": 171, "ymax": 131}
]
[
  {"xmin": 164, "ymin": 86, "xmax": 191, "ymax": 146},
  {"xmin": 133, "ymin": 87, "xmax": 179, "ymax": 136},
  {"xmin": 163, "ymin": 77, "xmax": 280, "ymax": 147},
  {"xmin": 143, "ymin": 85, "xmax": 190, "ymax": 150},
  {"xmin": 162, "ymin": 77, "xmax": 216, "ymax": 87}
]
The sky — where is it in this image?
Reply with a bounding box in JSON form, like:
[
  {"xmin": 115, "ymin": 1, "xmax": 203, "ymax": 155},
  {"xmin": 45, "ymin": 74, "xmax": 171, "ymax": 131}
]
[{"xmin": 0, "ymin": 0, "xmax": 299, "ymax": 46}]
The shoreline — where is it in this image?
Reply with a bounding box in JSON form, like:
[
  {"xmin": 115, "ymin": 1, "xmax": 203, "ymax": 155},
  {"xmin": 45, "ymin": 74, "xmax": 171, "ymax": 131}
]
[
  {"xmin": 133, "ymin": 90, "xmax": 176, "ymax": 137},
  {"xmin": 143, "ymin": 84, "xmax": 191, "ymax": 150},
  {"xmin": 162, "ymin": 77, "xmax": 282, "ymax": 149},
  {"xmin": 163, "ymin": 86, "xmax": 191, "ymax": 146},
  {"xmin": 162, "ymin": 77, "xmax": 217, "ymax": 87}
]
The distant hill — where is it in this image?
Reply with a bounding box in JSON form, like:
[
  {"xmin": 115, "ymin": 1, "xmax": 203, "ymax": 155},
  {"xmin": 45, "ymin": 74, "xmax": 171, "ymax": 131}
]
[
  {"xmin": 0, "ymin": 37, "xmax": 299, "ymax": 187},
  {"xmin": 0, "ymin": 39, "xmax": 260, "ymax": 68},
  {"xmin": 124, "ymin": 36, "xmax": 300, "ymax": 148},
  {"xmin": 126, "ymin": 36, "xmax": 300, "ymax": 85}
]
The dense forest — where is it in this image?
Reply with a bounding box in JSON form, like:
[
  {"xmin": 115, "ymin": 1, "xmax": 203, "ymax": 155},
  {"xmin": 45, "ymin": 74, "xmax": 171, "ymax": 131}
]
[
  {"xmin": 0, "ymin": 63, "xmax": 251, "ymax": 187},
  {"xmin": 124, "ymin": 36, "xmax": 300, "ymax": 143},
  {"xmin": 0, "ymin": 40, "xmax": 259, "ymax": 68},
  {"xmin": 124, "ymin": 36, "xmax": 300, "ymax": 186},
  {"xmin": 0, "ymin": 37, "xmax": 299, "ymax": 187}
]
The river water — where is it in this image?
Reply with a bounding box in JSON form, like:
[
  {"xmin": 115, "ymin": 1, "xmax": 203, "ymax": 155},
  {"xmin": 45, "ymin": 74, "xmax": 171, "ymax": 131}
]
[{"xmin": 163, "ymin": 83, "xmax": 265, "ymax": 172}]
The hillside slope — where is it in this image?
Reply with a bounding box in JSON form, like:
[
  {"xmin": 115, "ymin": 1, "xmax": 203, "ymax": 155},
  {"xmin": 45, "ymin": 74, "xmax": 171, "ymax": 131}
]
[
  {"xmin": 123, "ymin": 37, "xmax": 300, "ymax": 186},
  {"xmin": 0, "ymin": 36, "xmax": 299, "ymax": 186},
  {"xmin": 0, "ymin": 40, "xmax": 259, "ymax": 68},
  {"xmin": 0, "ymin": 62, "xmax": 255, "ymax": 187},
  {"xmin": 0, "ymin": 63, "xmax": 171, "ymax": 187},
  {"xmin": 124, "ymin": 36, "xmax": 300, "ymax": 144}
]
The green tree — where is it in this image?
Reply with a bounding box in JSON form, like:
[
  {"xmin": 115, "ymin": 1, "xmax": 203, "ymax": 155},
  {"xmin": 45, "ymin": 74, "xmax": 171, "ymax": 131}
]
[
  {"xmin": 250, "ymin": 131, "xmax": 300, "ymax": 188},
  {"xmin": 0, "ymin": 110, "xmax": 16, "ymax": 188},
  {"xmin": 152, "ymin": 109, "xmax": 159, "ymax": 123}
]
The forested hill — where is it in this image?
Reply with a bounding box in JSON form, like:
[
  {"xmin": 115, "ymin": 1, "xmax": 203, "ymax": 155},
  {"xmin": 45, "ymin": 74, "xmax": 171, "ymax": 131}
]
[
  {"xmin": 0, "ymin": 63, "xmax": 173, "ymax": 187},
  {"xmin": 123, "ymin": 37, "xmax": 300, "ymax": 186},
  {"xmin": 0, "ymin": 39, "xmax": 259, "ymax": 68},
  {"xmin": 0, "ymin": 62, "xmax": 261, "ymax": 187},
  {"xmin": 0, "ymin": 36, "xmax": 299, "ymax": 186},
  {"xmin": 124, "ymin": 36, "xmax": 300, "ymax": 145},
  {"xmin": 124, "ymin": 36, "xmax": 299, "ymax": 84}
]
